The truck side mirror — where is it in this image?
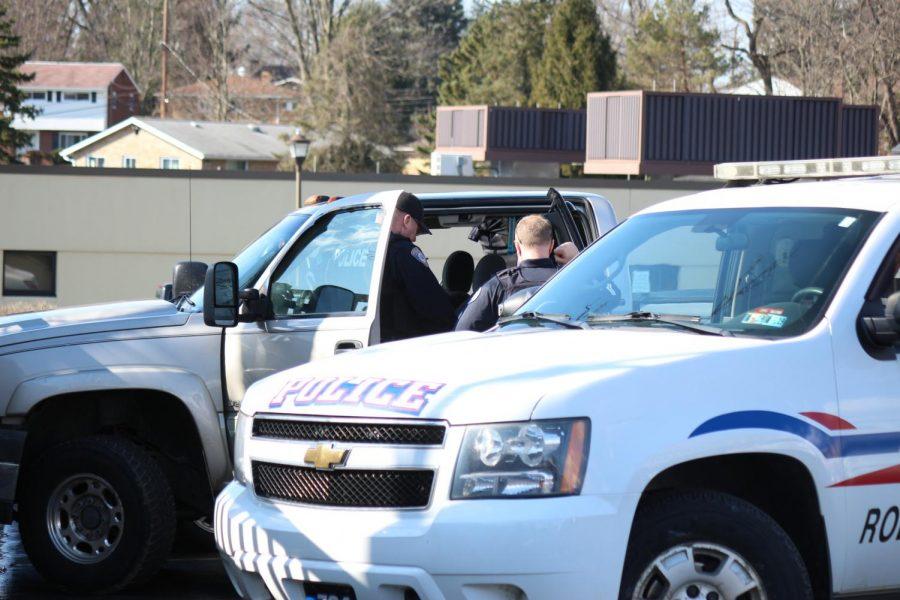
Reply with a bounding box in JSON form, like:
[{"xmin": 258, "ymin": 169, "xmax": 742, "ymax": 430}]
[
  {"xmin": 203, "ymin": 262, "xmax": 239, "ymax": 328},
  {"xmin": 173, "ymin": 261, "xmax": 208, "ymax": 299},
  {"xmin": 498, "ymin": 287, "xmax": 538, "ymax": 319},
  {"xmin": 861, "ymin": 291, "xmax": 900, "ymax": 347}
]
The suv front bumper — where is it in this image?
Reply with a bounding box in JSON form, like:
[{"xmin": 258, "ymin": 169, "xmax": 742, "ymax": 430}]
[
  {"xmin": 0, "ymin": 427, "xmax": 26, "ymax": 523},
  {"xmin": 215, "ymin": 481, "xmax": 634, "ymax": 600}
]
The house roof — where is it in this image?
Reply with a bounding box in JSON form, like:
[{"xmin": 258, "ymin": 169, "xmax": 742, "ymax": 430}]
[
  {"xmin": 170, "ymin": 73, "xmax": 297, "ymax": 100},
  {"xmin": 60, "ymin": 117, "xmax": 295, "ymax": 162},
  {"xmin": 21, "ymin": 61, "xmax": 138, "ymax": 92},
  {"xmin": 721, "ymin": 77, "xmax": 803, "ymax": 97}
]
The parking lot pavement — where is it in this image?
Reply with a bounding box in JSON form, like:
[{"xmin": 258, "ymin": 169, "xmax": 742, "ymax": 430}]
[{"xmin": 0, "ymin": 523, "xmax": 238, "ymax": 599}]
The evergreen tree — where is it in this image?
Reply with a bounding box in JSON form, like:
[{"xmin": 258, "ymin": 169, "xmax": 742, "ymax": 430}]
[
  {"xmin": 625, "ymin": 0, "xmax": 724, "ymax": 93},
  {"xmin": 437, "ymin": 0, "xmax": 552, "ymax": 106},
  {"xmin": 0, "ymin": 5, "xmax": 36, "ymax": 163},
  {"xmin": 531, "ymin": 0, "xmax": 617, "ymax": 109}
]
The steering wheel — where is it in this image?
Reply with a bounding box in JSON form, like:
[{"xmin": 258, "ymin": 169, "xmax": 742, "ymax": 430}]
[{"xmin": 791, "ymin": 287, "xmax": 824, "ymax": 304}]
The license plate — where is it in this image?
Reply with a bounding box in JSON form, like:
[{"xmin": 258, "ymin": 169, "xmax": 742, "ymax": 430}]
[{"xmin": 303, "ymin": 582, "xmax": 357, "ymax": 600}]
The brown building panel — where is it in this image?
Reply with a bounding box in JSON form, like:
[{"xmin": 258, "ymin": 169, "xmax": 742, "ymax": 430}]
[
  {"xmin": 435, "ymin": 106, "xmax": 585, "ymax": 163},
  {"xmin": 585, "ymin": 91, "xmax": 879, "ymax": 176}
]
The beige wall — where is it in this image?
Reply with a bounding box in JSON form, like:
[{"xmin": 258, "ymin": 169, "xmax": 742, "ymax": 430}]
[
  {"xmin": 69, "ymin": 127, "xmax": 203, "ymax": 170},
  {"xmin": 0, "ymin": 167, "xmax": 714, "ymax": 309}
]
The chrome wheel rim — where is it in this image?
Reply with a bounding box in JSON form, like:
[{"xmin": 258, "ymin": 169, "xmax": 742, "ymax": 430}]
[
  {"xmin": 46, "ymin": 473, "xmax": 124, "ymax": 564},
  {"xmin": 633, "ymin": 542, "xmax": 767, "ymax": 600}
]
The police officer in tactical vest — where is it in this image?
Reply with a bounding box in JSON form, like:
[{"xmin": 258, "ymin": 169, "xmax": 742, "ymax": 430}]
[
  {"xmin": 380, "ymin": 192, "xmax": 456, "ymax": 342},
  {"xmin": 456, "ymin": 214, "xmax": 573, "ymax": 332}
]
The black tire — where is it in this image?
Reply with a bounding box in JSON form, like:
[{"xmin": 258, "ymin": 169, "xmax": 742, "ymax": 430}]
[
  {"xmin": 619, "ymin": 489, "xmax": 813, "ymax": 600},
  {"xmin": 18, "ymin": 435, "xmax": 176, "ymax": 594}
]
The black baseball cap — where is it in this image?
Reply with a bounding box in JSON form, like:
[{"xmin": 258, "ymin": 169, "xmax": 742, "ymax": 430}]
[{"xmin": 396, "ymin": 191, "xmax": 431, "ymax": 235}]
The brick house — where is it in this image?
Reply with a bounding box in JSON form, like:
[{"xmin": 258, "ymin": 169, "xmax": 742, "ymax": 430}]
[
  {"xmin": 12, "ymin": 62, "xmax": 140, "ymax": 158},
  {"xmin": 167, "ymin": 70, "xmax": 300, "ymax": 125},
  {"xmin": 59, "ymin": 116, "xmax": 294, "ymax": 171}
]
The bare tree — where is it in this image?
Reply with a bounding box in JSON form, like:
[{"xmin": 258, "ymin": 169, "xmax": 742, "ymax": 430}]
[
  {"xmin": 722, "ymin": 0, "xmax": 780, "ymax": 94},
  {"xmin": 246, "ymin": 0, "xmax": 351, "ymax": 81},
  {"xmin": 1, "ymin": 0, "xmax": 78, "ymax": 60}
]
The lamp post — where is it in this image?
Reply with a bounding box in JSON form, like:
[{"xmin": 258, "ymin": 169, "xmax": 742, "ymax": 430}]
[{"xmin": 289, "ymin": 132, "xmax": 311, "ymax": 209}]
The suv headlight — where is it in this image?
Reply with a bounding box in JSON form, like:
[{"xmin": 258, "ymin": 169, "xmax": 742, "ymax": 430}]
[
  {"xmin": 451, "ymin": 418, "xmax": 589, "ymax": 499},
  {"xmin": 233, "ymin": 412, "xmax": 252, "ymax": 485}
]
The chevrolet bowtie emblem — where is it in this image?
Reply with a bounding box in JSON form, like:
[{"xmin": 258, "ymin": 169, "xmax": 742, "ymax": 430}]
[{"xmin": 304, "ymin": 443, "xmax": 350, "ymax": 470}]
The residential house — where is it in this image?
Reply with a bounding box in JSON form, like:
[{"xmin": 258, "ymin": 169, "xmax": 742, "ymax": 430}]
[
  {"xmin": 167, "ymin": 69, "xmax": 300, "ymax": 125},
  {"xmin": 12, "ymin": 61, "xmax": 140, "ymax": 157},
  {"xmin": 59, "ymin": 117, "xmax": 294, "ymax": 171}
]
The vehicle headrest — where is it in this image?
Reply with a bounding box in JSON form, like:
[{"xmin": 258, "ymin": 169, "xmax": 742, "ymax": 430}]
[
  {"xmin": 442, "ymin": 251, "xmax": 474, "ymax": 293},
  {"xmin": 789, "ymin": 239, "xmax": 829, "ymax": 287},
  {"xmin": 473, "ymin": 253, "xmax": 507, "ymax": 292}
]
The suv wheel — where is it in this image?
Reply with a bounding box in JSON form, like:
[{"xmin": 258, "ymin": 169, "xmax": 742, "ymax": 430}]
[
  {"xmin": 620, "ymin": 490, "xmax": 813, "ymax": 600},
  {"xmin": 19, "ymin": 435, "xmax": 176, "ymax": 593}
]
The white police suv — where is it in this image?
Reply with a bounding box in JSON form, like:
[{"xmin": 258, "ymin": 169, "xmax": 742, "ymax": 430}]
[{"xmin": 215, "ymin": 157, "xmax": 900, "ymax": 600}]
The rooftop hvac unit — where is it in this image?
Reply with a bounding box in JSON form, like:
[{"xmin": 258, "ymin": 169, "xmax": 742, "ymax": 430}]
[{"xmin": 431, "ymin": 152, "xmax": 474, "ymax": 176}]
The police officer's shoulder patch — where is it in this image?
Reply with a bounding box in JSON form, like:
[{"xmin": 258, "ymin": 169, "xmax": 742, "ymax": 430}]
[{"xmin": 411, "ymin": 247, "xmax": 428, "ymax": 266}]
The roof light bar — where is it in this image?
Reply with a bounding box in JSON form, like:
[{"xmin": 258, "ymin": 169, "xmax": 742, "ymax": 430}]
[{"xmin": 715, "ymin": 156, "xmax": 900, "ymax": 181}]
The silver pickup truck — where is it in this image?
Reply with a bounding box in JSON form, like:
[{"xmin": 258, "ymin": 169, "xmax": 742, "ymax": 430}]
[{"xmin": 0, "ymin": 189, "xmax": 615, "ymax": 593}]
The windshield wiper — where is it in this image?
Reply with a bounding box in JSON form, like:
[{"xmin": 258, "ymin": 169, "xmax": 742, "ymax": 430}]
[
  {"xmin": 498, "ymin": 311, "xmax": 589, "ymax": 330},
  {"xmin": 587, "ymin": 312, "xmax": 733, "ymax": 336}
]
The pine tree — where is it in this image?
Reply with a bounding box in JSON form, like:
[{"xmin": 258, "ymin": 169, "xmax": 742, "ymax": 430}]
[
  {"xmin": 530, "ymin": 0, "xmax": 617, "ymax": 109},
  {"xmin": 437, "ymin": 0, "xmax": 552, "ymax": 107},
  {"xmin": 625, "ymin": 0, "xmax": 724, "ymax": 93},
  {"xmin": 0, "ymin": 5, "xmax": 36, "ymax": 163}
]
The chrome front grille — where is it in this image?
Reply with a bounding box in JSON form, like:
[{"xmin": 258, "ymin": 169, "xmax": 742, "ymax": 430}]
[
  {"xmin": 252, "ymin": 418, "xmax": 446, "ymax": 446},
  {"xmin": 252, "ymin": 461, "xmax": 434, "ymax": 508}
]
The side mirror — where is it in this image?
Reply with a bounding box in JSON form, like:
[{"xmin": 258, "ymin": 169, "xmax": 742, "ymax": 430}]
[
  {"xmin": 172, "ymin": 261, "xmax": 208, "ymax": 299},
  {"xmin": 203, "ymin": 262, "xmax": 239, "ymax": 328},
  {"xmin": 861, "ymin": 291, "xmax": 900, "ymax": 347},
  {"xmin": 498, "ymin": 286, "xmax": 538, "ymax": 319},
  {"xmin": 156, "ymin": 283, "xmax": 173, "ymax": 301}
]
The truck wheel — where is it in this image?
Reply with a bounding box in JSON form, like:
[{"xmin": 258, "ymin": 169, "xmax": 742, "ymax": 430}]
[
  {"xmin": 18, "ymin": 435, "xmax": 176, "ymax": 593},
  {"xmin": 619, "ymin": 490, "xmax": 813, "ymax": 600}
]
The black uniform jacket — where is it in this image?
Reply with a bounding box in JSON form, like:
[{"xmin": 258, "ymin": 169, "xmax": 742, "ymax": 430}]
[
  {"xmin": 380, "ymin": 233, "xmax": 456, "ymax": 342},
  {"xmin": 455, "ymin": 257, "xmax": 558, "ymax": 332}
]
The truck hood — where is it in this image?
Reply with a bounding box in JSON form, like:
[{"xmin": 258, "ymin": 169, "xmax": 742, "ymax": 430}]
[
  {"xmin": 243, "ymin": 327, "xmax": 768, "ymax": 425},
  {"xmin": 0, "ymin": 300, "xmax": 189, "ymax": 349}
]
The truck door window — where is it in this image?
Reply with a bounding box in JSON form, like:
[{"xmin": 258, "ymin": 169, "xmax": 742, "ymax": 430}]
[
  {"xmin": 269, "ymin": 207, "xmax": 381, "ymax": 317},
  {"xmin": 871, "ymin": 237, "xmax": 900, "ymax": 302}
]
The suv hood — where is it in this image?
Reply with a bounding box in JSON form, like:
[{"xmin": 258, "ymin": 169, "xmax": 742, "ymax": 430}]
[
  {"xmin": 242, "ymin": 327, "xmax": 766, "ymax": 425},
  {"xmin": 0, "ymin": 300, "xmax": 189, "ymax": 349}
]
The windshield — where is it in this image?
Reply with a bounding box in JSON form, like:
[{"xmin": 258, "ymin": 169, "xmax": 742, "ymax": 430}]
[
  {"xmin": 520, "ymin": 207, "xmax": 879, "ymax": 338},
  {"xmin": 186, "ymin": 213, "xmax": 309, "ymax": 309}
]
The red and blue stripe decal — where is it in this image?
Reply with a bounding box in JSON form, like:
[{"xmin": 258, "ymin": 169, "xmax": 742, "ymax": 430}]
[{"xmin": 690, "ymin": 410, "xmax": 900, "ymax": 487}]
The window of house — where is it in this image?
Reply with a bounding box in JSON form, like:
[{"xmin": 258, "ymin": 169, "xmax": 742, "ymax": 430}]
[
  {"xmin": 87, "ymin": 156, "xmax": 105, "ymax": 168},
  {"xmin": 122, "ymin": 156, "xmax": 136, "ymax": 168},
  {"xmin": 57, "ymin": 133, "xmax": 87, "ymax": 149},
  {"xmin": 160, "ymin": 157, "xmax": 180, "ymax": 170},
  {"xmin": 3, "ymin": 251, "xmax": 56, "ymax": 297},
  {"xmin": 224, "ymin": 160, "xmax": 248, "ymax": 171},
  {"xmin": 25, "ymin": 91, "xmax": 46, "ymax": 100},
  {"xmin": 63, "ymin": 92, "xmax": 91, "ymax": 101}
]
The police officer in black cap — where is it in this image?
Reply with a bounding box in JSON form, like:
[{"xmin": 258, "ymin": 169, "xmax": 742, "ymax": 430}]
[
  {"xmin": 456, "ymin": 214, "xmax": 576, "ymax": 332},
  {"xmin": 380, "ymin": 191, "xmax": 456, "ymax": 342}
]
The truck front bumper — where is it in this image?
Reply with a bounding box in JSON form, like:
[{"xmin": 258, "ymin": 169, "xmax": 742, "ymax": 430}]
[
  {"xmin": 215, "ymin": 480, "xmax": 635, "ymax": 600},
  {"xmin": 0, "ymin": 427, "xmax": 26, "ymax": 523}
]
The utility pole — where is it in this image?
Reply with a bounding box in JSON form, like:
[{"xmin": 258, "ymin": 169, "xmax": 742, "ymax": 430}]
[{"xmin": 160, "ymin": 0, "xmax": 169, "ymax": 118}]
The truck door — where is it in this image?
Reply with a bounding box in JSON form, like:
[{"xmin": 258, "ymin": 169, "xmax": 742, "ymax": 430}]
[
  {"xmin": 224, "ymin": 191, "xmax": 400, "ymax": 407},
  {"xmin": 546, "ymin": 187, "xmax": 587, "ymax": 250},
  {"xmin": 832, "ymin": 232, "xmax": 900, "ymax": 592}
]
